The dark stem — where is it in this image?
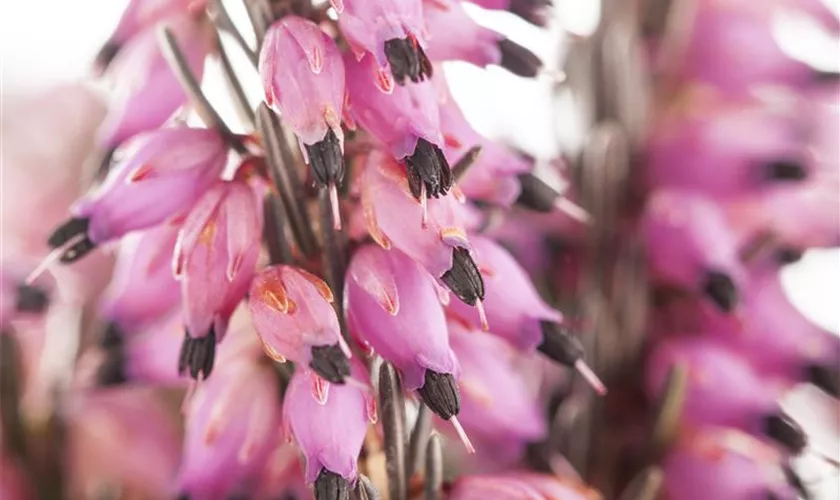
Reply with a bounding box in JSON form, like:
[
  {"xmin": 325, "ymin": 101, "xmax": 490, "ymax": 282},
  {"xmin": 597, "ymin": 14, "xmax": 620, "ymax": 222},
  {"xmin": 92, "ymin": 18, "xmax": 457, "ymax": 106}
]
[
  {"xmin": 378, "ymin": 362, "xmax": 408, "ymax": 500},
  {"xmin": 617, "ymin": 466, "xmax": 664, "ymax": 500},
  {"xmin": 423, "ymin": 433, "xmax": 443, "ymax": 500},
  {"xmin": 262, "ymin": 195, "xmax": 294, "ymax": 265},
  {"xmin": 157, "ymin": 25, "xmax": 246, "ymax": 154},
  {"xmin": 451, "ymin": 146, "xmax": 482, "ymax": 181},
  {"xmin": 406, "ymin": 403, "xmax": 432, "ymax": 479},
  {"xmin": 215, "ymin": 31, "xmax": 256, "ymax": 128},
  {"xmin": 243, "ymin": 0, "xmax": 271, "ymax": 49},
  {"xmin": 256, "ymin": 103, "xmax": 319, "ymax": 257},
  {"xmin": 207, "ymin": 0, "xmax": 259, "ymax": 66},
  {"xmin": 317, "ymin": 188, "xmax": 354, "ymax": 347}
]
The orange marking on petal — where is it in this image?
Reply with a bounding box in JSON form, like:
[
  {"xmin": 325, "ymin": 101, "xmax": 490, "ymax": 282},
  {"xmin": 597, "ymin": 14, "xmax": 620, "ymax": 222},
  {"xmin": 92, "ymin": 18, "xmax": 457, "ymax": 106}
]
[
  {"xmin": 296, "ymin": 269, "xmax": 335, "ymax": 302},
  {"xmin": 129, "ymin": 163, "xmax": 156, "ymax": 182},
  {"xmin": 444, "ymin": 134, "xmax": 462, "ymax": 149},
  {"xmin": 440, "ymin": 227, "xmax": 467, "ymax": 243},
  {"xmin": 260, "ymin": 279, "xmax": 291, "ymax": 314},
  {"xmin": 478, "ymin": 264, "xmax": 496, "ymax": 278},
  {"xmin": 260, "ymin": 338, "xmax": 287, "ymax": 363},
  {"xmin": 378, "ymin": 290, "xmax": 399, "ymax": 315},
  {"xmin": 198, "ymin": 220, "xmax": 217, "ymax": 246},
  {"xmin": 375, "ymin": 68, "xmax": 394, "ymax": 94}
]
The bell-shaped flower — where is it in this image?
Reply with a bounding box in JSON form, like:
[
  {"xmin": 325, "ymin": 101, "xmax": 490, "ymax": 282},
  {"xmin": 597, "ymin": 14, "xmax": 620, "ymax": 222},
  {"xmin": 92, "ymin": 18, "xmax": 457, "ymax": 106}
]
[
  {"xmin": 424, "ymin": 1, "xmax": 542, "ymax": 77},
  {"xmin": 646, "ymin": 99, "xmax": 813, "ymax": 199},
  {"xmin": 174, "ymin": 179, "xmax": 263, "ymax": 380},
  {"xmin": 448, "ymin": 320, "xmax": 546, "ymax": 460},
  {"xmin": 646, "ymin": 337, "xmax": 806, "ymax": 454},
  {"xmin": 98, "ymin": 222, "xmax": 181, "ymax": 334},
  {"xmin": 283, "ymin": 364, "xmax": 374, "ymax": 499},
  {"xmin": 346, "ymin": 245, "xmax": 465, "ymax": 422},
  {"xmin": 642, "ymin": 190, "xmax": 746, "ymax": 313},
  {"xmin": 346, "ymin": 55, "xmax": 453, "ymax": 203},
  {"xmin": 249, "ymin": 265, "xmax": 352, "ymax": 384},
  {"xmin": 361, "ymin": 150, "xmax": 485, "ymax": 310},
  {"xmin": 177, "ymin": 360, "xmax": 283, "ymax": 498},
  {"xmin": 47, "ymin": 127, "xmax": 227, "ymax": 264},
  {"xmin": 663, "ymin": 427, "xmax": 802, "ymax": 500},
  {"xmin": 97, "ymin": 13, "xmax": 212, "ymax": 148},
  {"xmin": 337, "ymin": 0, "xmax": 431, "ymax": 89},
  {"xmin": 260, "ymin": 16, "xmax": 346, "ymax": 223}
]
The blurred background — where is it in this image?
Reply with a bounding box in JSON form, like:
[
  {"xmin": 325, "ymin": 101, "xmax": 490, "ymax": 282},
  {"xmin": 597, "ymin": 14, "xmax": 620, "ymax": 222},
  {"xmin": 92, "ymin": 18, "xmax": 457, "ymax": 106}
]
[{"xmin": 1, "ymin": 0, "xmax": 839, "ymax": 498}]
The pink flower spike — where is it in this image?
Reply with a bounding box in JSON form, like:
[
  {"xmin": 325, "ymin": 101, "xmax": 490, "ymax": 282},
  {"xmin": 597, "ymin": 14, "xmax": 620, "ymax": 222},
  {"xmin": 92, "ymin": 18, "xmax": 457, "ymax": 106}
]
[
  {"xmin": 345, "ymin": 245, "xmax": 461, "ymax": 420},
  {"xmin": 361, "ymin": 151, "xmax": 484, "ymax": 308},
  {"xmin": 47, "ymin": 127, "xmax": 227, "ymax": 265},
  {"xmin": 283, "ymin": 367, "xmax": 370, "ymax": 498},
  {"xmin": 175, "ymin": 179, "xmax": 263, "ymax": 380},
  {"xmin": 337, "ymin": 0, "xmax": 432, "ymax": 85},
  {"xmin": 345, "ymin": 55, "xmax": 452, "ymax": 202},
  {"xmin": 423, "ymin": 0, "xmax": 542, "ymax": 77},
  {"xmin": 98, "ymin": 13, "xmax": 212, "ymax": 149},
  {"xmin": 260, "ymin": 16, "xmax": 347, "ymax": 224},
  {"xmin": 248, "ymin": 265, "xmax": 352, "ymax": 384}
]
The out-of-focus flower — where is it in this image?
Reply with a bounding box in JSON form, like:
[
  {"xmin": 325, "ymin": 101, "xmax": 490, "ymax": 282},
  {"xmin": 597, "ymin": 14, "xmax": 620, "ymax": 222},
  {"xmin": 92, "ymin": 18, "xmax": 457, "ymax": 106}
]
[
  {"xmin": 260, "ymin": 16, "xmax": 346, "ymax": 225},
  {"xmin": 424, "ymin": 0, "xmax": 542, "ymax": 77},
  {"xmin": 642, "ymin": 190, "xmax": 745, "ymax": 313},
  {"xmin": 346, "ymin": 54, "xmax": 453, "ymax": 204},
  {"xmin": 98, "ymin": 13, "xmax": 212, "ymax": 149},
  {"xmin": 662, "ymin": 427, "xmax": 801, "ymax": 500},
  {"xmin": 448, "ymin": 319, "xmax": 546, "ymax": 460},
  {"xmin": 338, "ymin": 0, "xmax": 432, "ymax": 89},
  {"xmin": 360, "ymin": 151, "xmax": 486, "ymax": 311},
  {"xmin": 449, "ymin": 471, "xmax": 601, "ymax": 500},
  {"xmin": 174, "ymin": 179, "xmax": 262, "ymax": 380},
  {"xmin": 283, "ymin": 364, "xmax": 374, "ymax": 498},
  {"xmin": 646, "ymin": 99, "xmax": 812, "ymax": 199},
  {"xmin": 249, "ymin": 265, "xmax": 351, "ymax": 383},
  {"xmin": 0, "ymin": 265, "xmax": 50, "ymax": 331},
  {"xmin": 177, "ymin": 359, "xmax": 282, "ymax": 498},
  {"xmin": 646, "ymin": 337, "xmax": 806, "ymax": 454},
  {"xmin": 98, "ymin": 222, "xmax": 181, "ymax": 334},
  {"xmin": 47, "ymin": 127, "xmax": 227, "ymax": 264},
  {"xmin": 66, "ymin": 388, "xmax": 180, "ymax": 499}
]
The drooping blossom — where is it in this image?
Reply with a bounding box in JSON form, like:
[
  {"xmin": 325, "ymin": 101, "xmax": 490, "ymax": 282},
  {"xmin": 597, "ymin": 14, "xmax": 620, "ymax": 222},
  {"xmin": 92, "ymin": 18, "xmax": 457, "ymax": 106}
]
[
  {"xmin": 249, "ymin": 265, "xmax": 351, "ymax": 383},
  {"xmin": 47, "ymin": 127, "xmax": 227, "ymax": 264},
  {"xmin": 177, "ymin": 359, "xmax": 283, "ymax": 498},
  {"xmin": 174, "ymin": 178, "xmax": 263, "ymax": 380},
  {"xmin": 337, "ymin": 0, "xmax": 432, "ymax": 90},
  {"xmin": 345, "ymin": 54, "xmax": 453, "ymax": 204},
  {"xmin": 360, "ymin": 150, "xmax": 485, "ymax": 311},
  {"xmin": 97, "ymin": 13, "xmax": 213, "ymax": 149},
  {"xmin": 345, "ymin": 245, "xmax": 463, "ymax": 421},
  {"xmin": 642, "ymin": 189, "xmax": 746, "ymax": 313},
  {"xmin": 423, "ymin": 0, "xmax": 542, "ymax": 77},
  {"xmin": 283, "ymin": 363, "xmax": 374, "ymax": 498},
  {"xmin": 646, "ymin": 337, "xmax": 806, "ymax": 453},
  {"xmin": 260, "ymin": 16, "xmax": 347, "ymax": 226},
  {"xmin": 662, "ymin": 427, "xmax": 802, "ymax": 500}
]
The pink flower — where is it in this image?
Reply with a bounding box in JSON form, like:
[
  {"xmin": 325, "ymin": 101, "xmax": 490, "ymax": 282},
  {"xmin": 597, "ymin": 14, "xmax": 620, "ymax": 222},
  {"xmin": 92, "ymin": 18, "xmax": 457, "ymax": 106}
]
[
  {"xmin": 346, "ymin": 245, "xmax": 463, "ymax": 421},
  {"xmin": 345, "ymin": 54, "xmax": 453, "ymax": 203},
  {"xmin": 177, "ymin": 360, "xmax": 283, "ymax": 498},
  {"xmin": 48, "ymin": 127, "xmax": 227, "ymax": 264},
  {"xmin": 360, "ymin": 151, "xmax": 485, "ymax": 309},
  {"xmin": 448, "ymin": 320, "xmax": 546, "ymax": 459},
  {"xmin": 337, "ymin": 0, "xmax": 431, "ymax": 89},
  {"xmin": 174, "ymin": 179, "xmax": 263, "ymax": 380},
  {"xmin": 663, "ymin": 428, "xmax": 801, "ymax": 500},
  {"xmin": 98, "ymin": 13, "xmax": 212, "ymax": 149},
  {"xmin": 646, "ymin": 98, "xmax": 813, "ymax": 199},
  {"xmin": 260, "ymin": 16, "xmax": 346, "ymax": 222},
  {"xmin": 423, "ymin": 1, "xmax": 542, "ymax": 77},
  {"xmin": 450, "ymin": 472, "xmax": 600, "ymax": 500},
  {"xmin": 248, "ymin": 265, "xmax": 352, "ymax": 383},
  {"xmin": 642, "ymin": 190, "xmax": 746, "ymax": 313},
  {"xmin": 98, "ymin": 222, "xmax": 181, "ymax": 333},
  {"xmin": 646, "ymin": 337, "xmax": 806, "ymax": 453},
  {"xmin": 283, "ymin": 365, "xmax": 374, "ymax": 496}
]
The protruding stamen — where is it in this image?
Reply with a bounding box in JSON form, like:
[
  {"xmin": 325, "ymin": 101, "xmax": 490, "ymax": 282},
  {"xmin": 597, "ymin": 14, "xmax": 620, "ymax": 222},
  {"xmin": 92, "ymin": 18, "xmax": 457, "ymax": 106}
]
[
  {"xmin": 449, "ymin": 416, "xmax": 475, "ymax": 454},
  {"xmin": 554, "ymin": 197, "xmax": 591, "ymax": 223},
  {"xmin": 329, "ymin": 182, "xmax": 342, "ymax": 230},
  {"xmin": 475, "ymin": 300, "xmax": 489, "ymax": 332},
  {"xmin": 26, "ymin": 247, "xmax": 67, "ymax": 285},
  {"xmin": 181, "ymin": 375, "xmax": 202, "ymax": 415},
  {"xmin": 574, "ymin": 359, "xmax": 607, "ymax": 396},
  {"xmin": 420, "ymin": 182, "xmax": 428, "ymax": 228}
]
